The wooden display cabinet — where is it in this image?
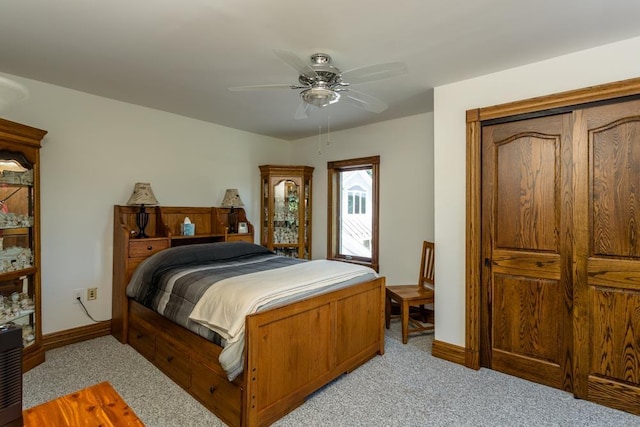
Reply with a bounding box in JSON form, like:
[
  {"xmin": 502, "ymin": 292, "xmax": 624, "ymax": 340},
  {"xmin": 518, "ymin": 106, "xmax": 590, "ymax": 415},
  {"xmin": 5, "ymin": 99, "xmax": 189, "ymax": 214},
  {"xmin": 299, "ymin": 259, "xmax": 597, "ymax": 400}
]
[
  {"xmin": 0, "ymin": 118, "xmax": 47, "ymax": 372},
  {"xmin": 259, "ymin": 165, "xmax": 313, "ymax": 259}
]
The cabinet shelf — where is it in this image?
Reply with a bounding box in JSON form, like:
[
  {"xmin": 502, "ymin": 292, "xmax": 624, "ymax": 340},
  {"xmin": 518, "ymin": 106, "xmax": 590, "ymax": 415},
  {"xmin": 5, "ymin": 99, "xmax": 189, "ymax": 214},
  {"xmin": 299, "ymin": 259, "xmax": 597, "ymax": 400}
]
[
  {"xmin": 0, "ymin": 182, "xmax": 33, "ymax": 187},
  {"xmin": 0, "ymin": 225, "xmax": 32, "ymax": 231},
  {"xmin": 0, "ymin": 308, "xmax": 34, "ymax": 327},
  {"xmin": 0, "ymin": 267, "xmax": 36, "ymax": 282},
  {"xmin": 169, "ymin": 233, "xmax": 226, "ymax": 246},
  {"xmin": 0, "ymin": 169, "xmax": 34, "ymax": 186},
  {"xmin": 170, "ymin": 233, "xmax": 226, "ymax": 241}
]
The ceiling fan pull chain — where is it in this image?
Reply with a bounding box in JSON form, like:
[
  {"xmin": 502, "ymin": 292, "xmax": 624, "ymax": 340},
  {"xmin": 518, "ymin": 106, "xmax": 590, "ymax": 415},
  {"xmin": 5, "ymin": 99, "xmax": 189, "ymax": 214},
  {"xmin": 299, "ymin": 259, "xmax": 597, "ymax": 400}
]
[{"xmin": 318, "ymin": 124, "xmax": 322, "ymax": 155}]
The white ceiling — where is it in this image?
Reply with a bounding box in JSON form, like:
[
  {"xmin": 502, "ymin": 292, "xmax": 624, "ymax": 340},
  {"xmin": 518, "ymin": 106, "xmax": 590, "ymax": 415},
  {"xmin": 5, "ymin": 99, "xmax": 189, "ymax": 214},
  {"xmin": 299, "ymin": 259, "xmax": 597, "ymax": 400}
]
[{"xmin": 2, "ymin": 1, "xmax": 640, "ymax": 140}]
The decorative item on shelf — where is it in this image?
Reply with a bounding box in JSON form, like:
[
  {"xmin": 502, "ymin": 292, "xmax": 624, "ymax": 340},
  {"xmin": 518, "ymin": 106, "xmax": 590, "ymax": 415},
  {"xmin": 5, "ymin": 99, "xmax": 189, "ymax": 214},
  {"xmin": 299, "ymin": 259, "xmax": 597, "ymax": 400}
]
[
  {"xmin": 0, "ymin": 247, "xmax": 33, "ymax": 272},
  {"xmin": 126, "ymin": 182, "xmax": 159, "ymax": 239},
  {"xmin": 0, "ymin": 211, "xmax": 34, "ymax": 228},
  {"xmin": 181, "ymin": 216, "xmax": 195, "ymax": 236},
  {"xmin": 220, "ymin": 188, "xmax": 244, "ymax": 233}
]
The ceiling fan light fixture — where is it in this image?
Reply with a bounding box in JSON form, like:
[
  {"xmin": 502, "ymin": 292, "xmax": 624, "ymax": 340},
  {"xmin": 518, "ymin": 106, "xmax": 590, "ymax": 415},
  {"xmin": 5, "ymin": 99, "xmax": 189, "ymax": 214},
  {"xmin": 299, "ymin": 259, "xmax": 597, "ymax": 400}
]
[{"xmin": 301, "ymin": 87, "xmax": 340, "ymax": 108}]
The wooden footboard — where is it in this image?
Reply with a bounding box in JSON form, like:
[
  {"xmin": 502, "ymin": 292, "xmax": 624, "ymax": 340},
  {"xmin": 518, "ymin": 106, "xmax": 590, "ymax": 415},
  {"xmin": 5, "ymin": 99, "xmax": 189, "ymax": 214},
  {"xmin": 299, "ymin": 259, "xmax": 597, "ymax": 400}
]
[
  {"xmin": 244, "ymin": 277, "xmax": 385, "ymax": 426},
  {"xmin": 127, "ymin": 276, "xmax": 385, "ymax": 427}
]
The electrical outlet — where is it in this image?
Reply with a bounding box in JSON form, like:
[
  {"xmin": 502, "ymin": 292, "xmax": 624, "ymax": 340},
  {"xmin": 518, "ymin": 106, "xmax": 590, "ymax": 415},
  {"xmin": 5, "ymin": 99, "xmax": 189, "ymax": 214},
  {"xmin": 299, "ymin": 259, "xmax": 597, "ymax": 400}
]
[
  {"xmin": 73, "ymin": 289, "xmax": 83, "ymax": 304},
  {"xmin": 87, "ymin": 288, "xmax": 97, "ymax": 301}
]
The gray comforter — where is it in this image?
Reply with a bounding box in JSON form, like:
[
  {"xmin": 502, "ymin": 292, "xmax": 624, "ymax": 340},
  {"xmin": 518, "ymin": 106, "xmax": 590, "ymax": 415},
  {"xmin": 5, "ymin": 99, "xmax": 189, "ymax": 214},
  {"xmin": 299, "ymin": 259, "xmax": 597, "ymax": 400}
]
[{"xmin": 126, "ymin": 241, "xmax": 302, "ymax": 346}]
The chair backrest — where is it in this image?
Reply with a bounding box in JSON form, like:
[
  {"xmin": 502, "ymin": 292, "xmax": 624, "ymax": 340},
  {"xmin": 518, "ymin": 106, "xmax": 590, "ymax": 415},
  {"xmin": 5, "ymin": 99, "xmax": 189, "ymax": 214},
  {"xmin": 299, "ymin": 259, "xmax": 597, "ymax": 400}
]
[{"xmin": 419, "ymin": 241, "xmax": 435, "ymax": 290}]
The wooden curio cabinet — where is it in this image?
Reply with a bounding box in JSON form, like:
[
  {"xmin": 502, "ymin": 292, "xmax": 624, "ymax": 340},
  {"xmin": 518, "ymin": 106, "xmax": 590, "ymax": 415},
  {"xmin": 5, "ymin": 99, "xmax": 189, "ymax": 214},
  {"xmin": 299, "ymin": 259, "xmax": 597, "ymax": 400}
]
[
  {"xmin": 0, "ymin": 118, "xmax": 47, "ymax": 372},
  {"xmin": 259, "ymin": 165, "xmax": 313, "ymax": 259}
]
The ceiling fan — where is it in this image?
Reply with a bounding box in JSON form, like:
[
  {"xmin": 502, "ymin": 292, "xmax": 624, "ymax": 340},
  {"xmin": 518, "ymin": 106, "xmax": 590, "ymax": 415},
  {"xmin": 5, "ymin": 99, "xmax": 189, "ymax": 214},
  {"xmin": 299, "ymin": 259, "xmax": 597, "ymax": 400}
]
[{"xmin": 229, "ymin": 50, "xmax": 408, "ymax": 119}]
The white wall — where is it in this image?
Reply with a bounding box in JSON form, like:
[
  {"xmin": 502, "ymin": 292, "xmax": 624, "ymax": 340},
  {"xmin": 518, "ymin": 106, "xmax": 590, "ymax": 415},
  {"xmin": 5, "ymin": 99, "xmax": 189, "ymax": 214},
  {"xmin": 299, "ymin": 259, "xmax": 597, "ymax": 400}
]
[
  {"xmin": 8, "ymin": 30, "xmax": 635, "ymax": 346},
  {"xmin": 434, "ymin": 36, "xmax": 640, "ymax": 346},
  {"xmin": 290, "ymin": 113, "xmax": 434, "ymax": 285},
  {"xmin": 1, "ymin": 73, "xmax": 435, "ymax": 336},
  {"xmin": 1, "ymin": 73, "xmax": 289, "ymax": 334}
]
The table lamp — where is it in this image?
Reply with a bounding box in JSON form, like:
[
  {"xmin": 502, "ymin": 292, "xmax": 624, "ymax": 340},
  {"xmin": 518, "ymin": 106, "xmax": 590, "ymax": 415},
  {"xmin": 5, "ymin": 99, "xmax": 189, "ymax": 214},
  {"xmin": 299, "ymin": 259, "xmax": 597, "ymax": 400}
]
[
  {"xmin": 127, "ymin": 182, "xmax": 159, "ymax": 238},
  {"xmin": 220, "ymin": 189, "xmax": 244, "ymax": 233}
]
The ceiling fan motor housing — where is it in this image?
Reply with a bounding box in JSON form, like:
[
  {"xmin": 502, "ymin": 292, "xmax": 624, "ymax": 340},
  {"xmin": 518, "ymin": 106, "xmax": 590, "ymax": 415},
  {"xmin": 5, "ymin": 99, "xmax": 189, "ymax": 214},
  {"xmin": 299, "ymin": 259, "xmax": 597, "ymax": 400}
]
[
  {"xmin": 298, "ymin": 53, "xmax": 342, "ymax": 86},
  {"xmin": 299, "ymin": 53, "xmax": 344, "ymax": 107}
]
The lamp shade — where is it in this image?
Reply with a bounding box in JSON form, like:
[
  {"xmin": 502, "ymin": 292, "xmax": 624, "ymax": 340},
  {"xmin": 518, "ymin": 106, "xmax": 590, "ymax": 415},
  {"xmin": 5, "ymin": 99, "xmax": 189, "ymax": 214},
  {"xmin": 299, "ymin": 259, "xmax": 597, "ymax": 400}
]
[
  {"xmin": 220, "ymin": 189, "xmax": 244, "ymax": 208},
  {"xmin": 127, "ymin": 182, "xmax": 159, "ymax": 206}
]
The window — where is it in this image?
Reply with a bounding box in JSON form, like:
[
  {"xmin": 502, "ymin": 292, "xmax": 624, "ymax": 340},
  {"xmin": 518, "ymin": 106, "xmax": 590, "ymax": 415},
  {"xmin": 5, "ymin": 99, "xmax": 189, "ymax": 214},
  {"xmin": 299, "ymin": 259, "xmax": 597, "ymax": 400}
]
[
  {"xmin": 347, "ymin": 186, "xmax": 367, "ymax": 215},
  {"xmin": 327, "ymin": 156, "xmax": 379, "ymax": 271}
]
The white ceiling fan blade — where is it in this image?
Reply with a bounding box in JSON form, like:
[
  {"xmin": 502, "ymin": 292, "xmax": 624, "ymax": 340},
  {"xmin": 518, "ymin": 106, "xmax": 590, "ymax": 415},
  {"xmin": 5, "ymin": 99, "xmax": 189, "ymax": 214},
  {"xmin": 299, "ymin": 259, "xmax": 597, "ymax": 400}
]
[
  {"xmin": 273, "ymin": 50, "xmax": 318, "ymax": 78},
  {"xmin": 294, "ymin": 100, "xmax": 312, "ymax": 120},
  {"xmin": 229, "ymin": 84, "xmax": 298, "ymax": 91},
  {"xmin": 343, "ymin": 89, "xmax": 388, "ymax": 113},
  {"xmin": 0, "ymin": 76, "xmax": 29, "ymax": 111},
  {"xmin": 341, "ymin": 62, "xmax": 408, "ymax": 85}
]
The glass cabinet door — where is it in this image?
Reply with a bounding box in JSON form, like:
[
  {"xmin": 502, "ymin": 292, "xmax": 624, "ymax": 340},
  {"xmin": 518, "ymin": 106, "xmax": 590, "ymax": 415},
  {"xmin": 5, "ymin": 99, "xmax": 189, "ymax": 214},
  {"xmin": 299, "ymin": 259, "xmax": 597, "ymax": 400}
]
[
  {"xmin": 259, "ymin": 165, "xmax": 313, "ymax": 259},
  {"xmin": 262, "ymin": 178, "xmax": 269, "ymax": 247},
  {"xmin": 273, "ymin": 178, "xmax": 300, "ymax": 257},
  {"xmin": 0, "ymin": 154, "xmax": 37, "ymax": 349},
  {"xmin": 303, "ymin": 177, "xmax": 311, "ymax": 259}
]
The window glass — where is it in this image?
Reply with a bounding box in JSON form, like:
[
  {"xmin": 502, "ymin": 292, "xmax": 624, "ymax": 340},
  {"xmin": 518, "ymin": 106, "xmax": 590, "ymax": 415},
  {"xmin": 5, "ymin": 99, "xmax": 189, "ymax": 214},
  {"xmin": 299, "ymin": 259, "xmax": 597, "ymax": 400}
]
[{"xmin": 327, "ymin": 156, "xmax": 379, "ymax": 271}]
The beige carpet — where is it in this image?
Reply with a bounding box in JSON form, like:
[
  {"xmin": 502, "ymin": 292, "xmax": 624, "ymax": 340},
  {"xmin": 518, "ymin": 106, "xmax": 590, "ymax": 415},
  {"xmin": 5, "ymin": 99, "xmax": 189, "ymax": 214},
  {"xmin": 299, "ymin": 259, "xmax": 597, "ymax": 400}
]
[{"xmin": 23, "ymin": 321, "xmax": 636, "ymax": 426}]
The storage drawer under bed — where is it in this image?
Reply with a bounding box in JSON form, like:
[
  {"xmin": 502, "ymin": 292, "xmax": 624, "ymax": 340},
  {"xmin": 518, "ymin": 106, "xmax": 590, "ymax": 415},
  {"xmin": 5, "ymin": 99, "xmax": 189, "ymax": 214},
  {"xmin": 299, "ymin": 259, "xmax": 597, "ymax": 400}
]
[
  {"xmin": 155, "ymin": 337, "xmax": 191, "ymax": 388},
  {"xmin": 128, "ymin": 323, "xmax": 155, "ymax": 361},
  {"xmin": 191, "ymin": 358, "xmax": 242, "ymax": 426}
]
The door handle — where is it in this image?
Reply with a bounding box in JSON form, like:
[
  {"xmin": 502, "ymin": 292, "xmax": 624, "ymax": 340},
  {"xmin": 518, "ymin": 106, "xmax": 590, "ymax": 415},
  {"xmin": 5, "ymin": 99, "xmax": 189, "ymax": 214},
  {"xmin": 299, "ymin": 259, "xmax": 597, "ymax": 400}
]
[{"xmin": 484, "ymin": 258, "xmax": 491, "ymax": 267}]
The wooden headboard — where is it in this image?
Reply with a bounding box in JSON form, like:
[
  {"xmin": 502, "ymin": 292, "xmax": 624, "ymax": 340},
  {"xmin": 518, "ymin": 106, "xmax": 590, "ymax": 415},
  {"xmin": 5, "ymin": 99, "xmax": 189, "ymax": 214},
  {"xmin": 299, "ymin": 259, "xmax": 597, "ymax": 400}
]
[{"xmin": 111, "ymin": 205, "xmax": 254, "ymax": 342}]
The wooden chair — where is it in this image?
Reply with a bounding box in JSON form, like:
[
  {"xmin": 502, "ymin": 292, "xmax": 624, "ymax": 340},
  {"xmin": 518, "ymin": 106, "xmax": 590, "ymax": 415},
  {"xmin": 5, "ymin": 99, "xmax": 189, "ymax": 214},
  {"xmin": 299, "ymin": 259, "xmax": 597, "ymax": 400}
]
[{"xmin": 385, "ymin": 240, "xmax": 435, "ymax": 344}]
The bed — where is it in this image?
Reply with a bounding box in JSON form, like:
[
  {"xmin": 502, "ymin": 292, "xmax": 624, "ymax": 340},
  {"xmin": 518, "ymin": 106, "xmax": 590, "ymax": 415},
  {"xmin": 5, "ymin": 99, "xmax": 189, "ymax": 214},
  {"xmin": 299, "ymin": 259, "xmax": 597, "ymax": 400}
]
[{"xmin": 112, "ymin": 215, "xmax": 385, "ymax": 427}]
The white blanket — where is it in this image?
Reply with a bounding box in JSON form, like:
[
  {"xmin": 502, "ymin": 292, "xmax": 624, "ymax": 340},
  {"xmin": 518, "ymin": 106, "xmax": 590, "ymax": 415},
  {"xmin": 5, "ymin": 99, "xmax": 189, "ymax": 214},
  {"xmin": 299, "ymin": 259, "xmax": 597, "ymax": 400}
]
[{"xmin": 188, "ymin": 259, "xmax": 376, "ymax": 379}]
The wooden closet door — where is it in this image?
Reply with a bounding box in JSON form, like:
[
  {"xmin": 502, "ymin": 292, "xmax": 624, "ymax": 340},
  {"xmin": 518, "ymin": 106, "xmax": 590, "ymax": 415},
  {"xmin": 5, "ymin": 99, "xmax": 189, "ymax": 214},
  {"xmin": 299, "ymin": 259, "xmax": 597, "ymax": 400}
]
[
  {"xmin": 573, "ymin": 100, "xmax": 640, "ymax": 413},
  {"xmin": 481, "ymin": 114, "xmax": 574, "ymax": 390}
]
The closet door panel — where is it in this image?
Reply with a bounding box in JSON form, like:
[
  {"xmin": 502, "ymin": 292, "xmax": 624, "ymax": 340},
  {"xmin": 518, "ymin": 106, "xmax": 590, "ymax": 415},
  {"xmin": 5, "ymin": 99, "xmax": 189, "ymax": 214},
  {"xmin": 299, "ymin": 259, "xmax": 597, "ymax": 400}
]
[
  {"xmin": 579, "ymin": 100, "xmax": 640, "ymax": 414},
  {"xmin": 481, "ymin": 114, "xmax": 573, "ymax": 391},
  {"xmin": 494, "ymin": 134, "xmax": 558, "ymax": 251},
  {"xmin": 592, "ymin": 118, "xmax": 640, "ymax": 257},
  {"xmin": 591, "ymin": 289, "xmax": 640, "ymax": 383},
  {"xmin": 492, "ymin": 274, "xmax": 561, "ymax": 363}
]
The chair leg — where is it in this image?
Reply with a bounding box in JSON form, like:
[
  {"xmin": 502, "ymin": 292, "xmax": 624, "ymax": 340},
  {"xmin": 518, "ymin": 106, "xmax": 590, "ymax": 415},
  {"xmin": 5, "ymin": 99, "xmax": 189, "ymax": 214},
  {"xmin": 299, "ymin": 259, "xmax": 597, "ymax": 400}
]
[
  {"xmin": 385, "ymin": 295, "xmax": 391, "ymax": 329},
  {"xmin": 401, "ymin": 301, "xmax": 409, "ymax": 344}
]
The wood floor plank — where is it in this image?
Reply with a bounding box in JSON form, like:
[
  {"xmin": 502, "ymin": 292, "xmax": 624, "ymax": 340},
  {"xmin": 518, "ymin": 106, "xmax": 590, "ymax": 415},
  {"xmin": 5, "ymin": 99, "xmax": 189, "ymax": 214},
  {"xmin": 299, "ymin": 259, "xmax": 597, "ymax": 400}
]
[{"xmin": 23, "ymin": 381, "xmax": 144, "ymax": 426}]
